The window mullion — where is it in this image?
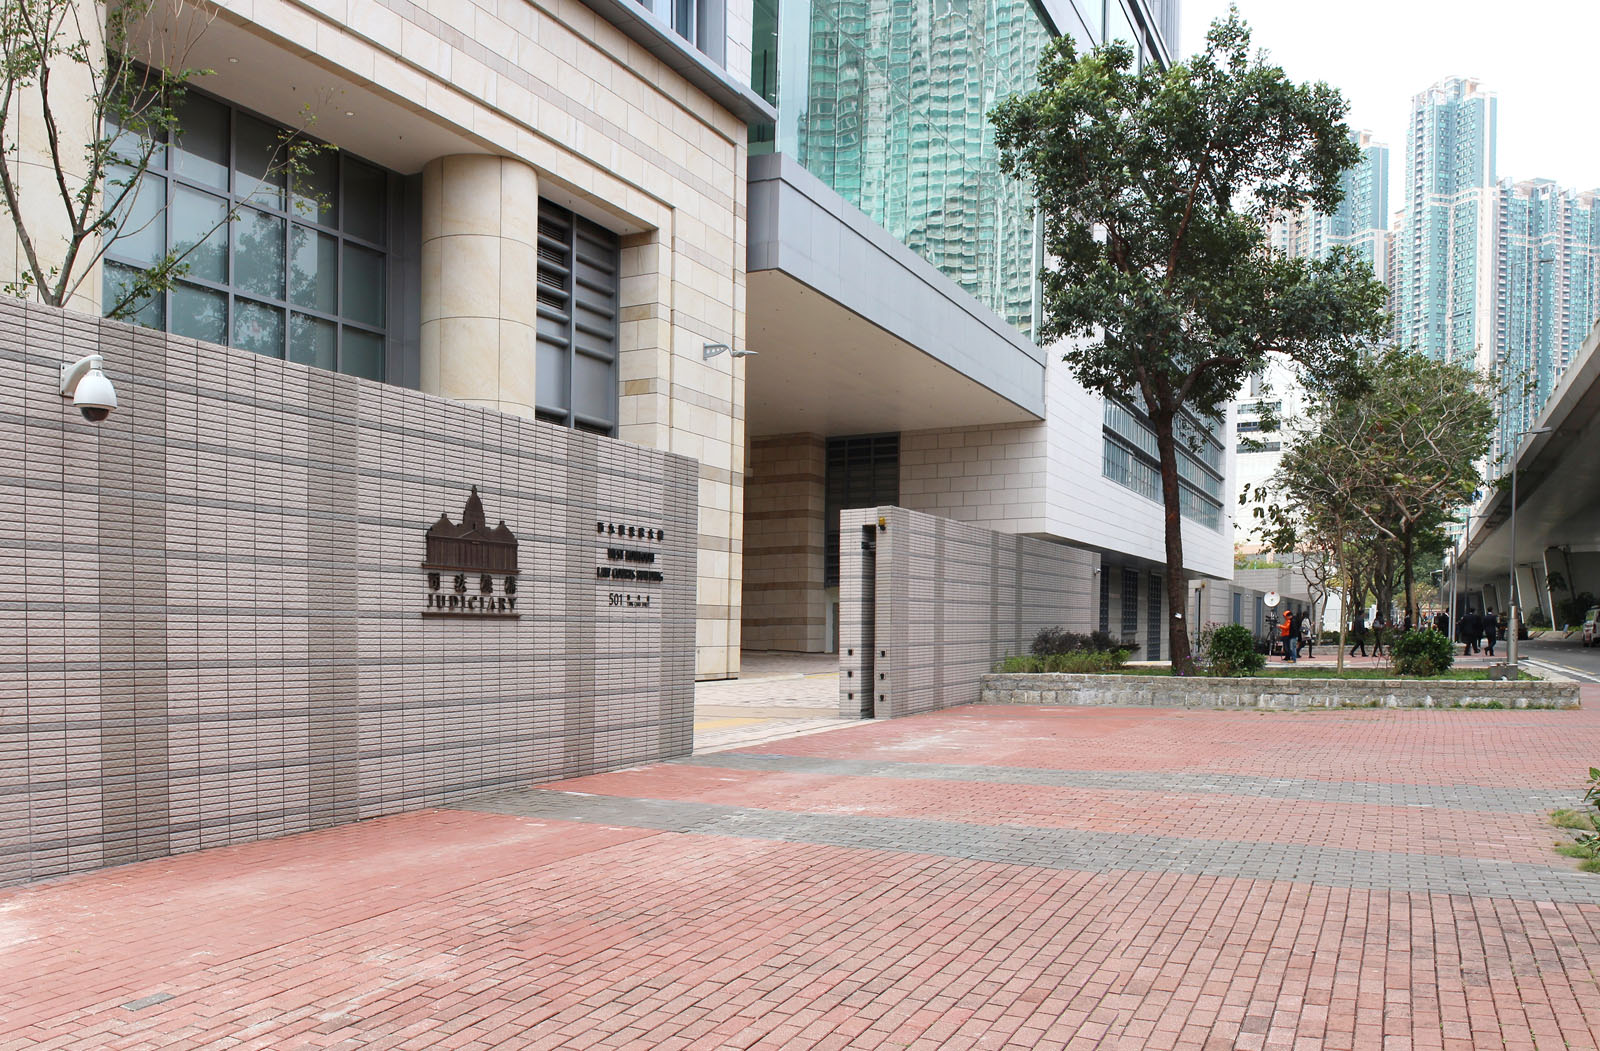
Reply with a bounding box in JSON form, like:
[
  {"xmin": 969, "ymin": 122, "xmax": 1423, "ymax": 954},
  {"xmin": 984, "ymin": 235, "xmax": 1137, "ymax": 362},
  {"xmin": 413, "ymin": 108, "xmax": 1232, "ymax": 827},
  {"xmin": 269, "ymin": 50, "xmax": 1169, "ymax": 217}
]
[{"xmin": 570, "ymin": 220, "xmax": 582, "ymax": 428}]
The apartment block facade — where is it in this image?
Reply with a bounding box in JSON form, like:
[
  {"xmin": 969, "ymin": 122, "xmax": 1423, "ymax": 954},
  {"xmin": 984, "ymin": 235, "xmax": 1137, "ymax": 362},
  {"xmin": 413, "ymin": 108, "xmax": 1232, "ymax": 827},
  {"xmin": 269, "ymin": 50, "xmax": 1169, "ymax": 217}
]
[
  {"xmin": 1392, "ymin": 76, "xmax": 1498, "ymax": 369},
  {"xmin": 1269, "ymin": 129, "xmax": 1390, "ymax": 277},
  {"xmin": 1492, "ymin": 179, "xmax": 1600, "ymax": 462}
]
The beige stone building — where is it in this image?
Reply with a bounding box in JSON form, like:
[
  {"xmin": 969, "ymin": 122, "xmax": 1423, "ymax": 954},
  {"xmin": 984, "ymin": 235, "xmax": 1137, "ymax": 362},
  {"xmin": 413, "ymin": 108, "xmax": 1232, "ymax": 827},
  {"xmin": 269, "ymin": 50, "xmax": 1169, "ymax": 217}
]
[
  {"xmin": 3, "ymin": 0, "xmax": 771, "ymax": 679},
  {"xmin": 5, "ymin": 0, "xmax": 1257, "ymax": 687}
]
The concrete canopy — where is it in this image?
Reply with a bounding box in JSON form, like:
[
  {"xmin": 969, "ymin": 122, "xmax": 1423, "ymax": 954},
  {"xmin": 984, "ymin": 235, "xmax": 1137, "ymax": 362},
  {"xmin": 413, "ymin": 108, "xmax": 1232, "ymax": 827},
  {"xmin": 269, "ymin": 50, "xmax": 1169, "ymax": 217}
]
[
  {"xmin": 745, "ymin": 269, "xmax": 1044, "ymax": 437},
  {"xmin": 1465, "ymin": 321, "xmax": 1600, "ymax": 588}
]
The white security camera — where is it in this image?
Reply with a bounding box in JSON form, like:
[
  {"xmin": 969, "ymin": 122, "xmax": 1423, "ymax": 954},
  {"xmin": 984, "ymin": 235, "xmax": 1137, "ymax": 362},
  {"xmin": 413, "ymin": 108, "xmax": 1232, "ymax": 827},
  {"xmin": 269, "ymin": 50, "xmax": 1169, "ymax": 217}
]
[{"xmin": 59, "ymin": 353, "xmax": 118, "ymax": 422}]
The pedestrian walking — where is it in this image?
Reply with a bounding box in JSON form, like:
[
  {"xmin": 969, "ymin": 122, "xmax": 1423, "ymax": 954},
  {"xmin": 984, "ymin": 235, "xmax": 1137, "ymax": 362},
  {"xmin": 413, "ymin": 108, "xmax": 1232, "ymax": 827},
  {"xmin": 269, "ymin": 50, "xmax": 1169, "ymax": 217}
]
[
  {"xmin": 1461, "ymin": 608, "xmax": 1482, "ymax": 656},
  {"xmin": 1280, "ymin": 608, "xmax": 1298, "ymax": 662},
  {"xmin": 1349, "ymin": 609, "xmax": 1368, "ymax": 657},
  {"xmin": 1298, "ymin": 608, "xmax": 1315, "ymax": 659},
  {"xmin": 1433, "ymin": 610, "xmax": 1450, "ymax": 637},
  {"xmin": 1483, "ymin": 608, "xmax": 1499, "ymax": 658},
  {"xmin": 1370, "ymin": 617, "xmax": 1387, "ymax": 658}
]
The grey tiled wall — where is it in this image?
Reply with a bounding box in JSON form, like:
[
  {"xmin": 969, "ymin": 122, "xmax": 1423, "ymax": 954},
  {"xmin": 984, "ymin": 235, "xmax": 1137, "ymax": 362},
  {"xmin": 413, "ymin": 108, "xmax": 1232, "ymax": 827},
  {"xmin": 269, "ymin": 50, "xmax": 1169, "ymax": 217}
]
[
  {"xmin": 0, "ymin": 302, "xmax": 698, "ymax": 886},
  {"xmin": 838, "ymin": 506, "xmax": 1096, "ymax": 719}
]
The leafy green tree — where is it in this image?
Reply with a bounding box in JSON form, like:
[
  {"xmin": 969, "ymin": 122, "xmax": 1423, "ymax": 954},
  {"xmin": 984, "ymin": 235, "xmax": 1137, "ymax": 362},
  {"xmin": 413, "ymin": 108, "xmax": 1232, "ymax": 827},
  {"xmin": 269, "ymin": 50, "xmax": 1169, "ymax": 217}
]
[
  {"xmin": 991, "ymin": 12, "xmax": 1389, "ymax": 673},
  {"xmin": 1260, "ymin": 349, "xmax": 1495, "ymax": 661},
  {"xmin": 1312, "ymin": 349, "xmax": 1495, "ymax": 627},
  {"xmin": 1253, "ymin": 423, "xmax": 1386, "ymax": 672}
]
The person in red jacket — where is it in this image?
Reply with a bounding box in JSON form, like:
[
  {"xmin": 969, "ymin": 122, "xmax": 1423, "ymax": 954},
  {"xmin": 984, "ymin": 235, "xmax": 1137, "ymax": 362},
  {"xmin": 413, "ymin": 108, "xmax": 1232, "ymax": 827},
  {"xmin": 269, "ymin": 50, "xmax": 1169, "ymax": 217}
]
[{"xmin": 1280, "ymin": 608, "xmax": 1298, "ymax": 662}]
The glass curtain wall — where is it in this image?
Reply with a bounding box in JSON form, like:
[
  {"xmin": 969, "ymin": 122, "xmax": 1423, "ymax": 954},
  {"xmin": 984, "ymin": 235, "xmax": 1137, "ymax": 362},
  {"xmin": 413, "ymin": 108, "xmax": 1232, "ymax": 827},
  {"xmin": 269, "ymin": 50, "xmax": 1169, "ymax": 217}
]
[
  {"xmin": 764, "ymin": 0, "xmax": 1053, "ymax": 340},
  {"xmin": 103, "ymin": 90, "xmax": 390, "ymax": 380}
]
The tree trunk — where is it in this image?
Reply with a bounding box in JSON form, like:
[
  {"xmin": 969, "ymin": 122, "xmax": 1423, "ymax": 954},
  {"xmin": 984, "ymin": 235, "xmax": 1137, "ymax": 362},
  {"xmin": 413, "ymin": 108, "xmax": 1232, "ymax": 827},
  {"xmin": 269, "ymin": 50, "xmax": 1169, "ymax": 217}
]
[
  {"xmin": 1402, "ymin": 530, "xmax": 1415, "ymax": 630},
  {"xmin": 1336, "ymin": 519, "xmax": 1347, "ymax": 674},
  {"xmin": 1152, "ymin": 415, "xmax": 1194, "ymax": 674}
]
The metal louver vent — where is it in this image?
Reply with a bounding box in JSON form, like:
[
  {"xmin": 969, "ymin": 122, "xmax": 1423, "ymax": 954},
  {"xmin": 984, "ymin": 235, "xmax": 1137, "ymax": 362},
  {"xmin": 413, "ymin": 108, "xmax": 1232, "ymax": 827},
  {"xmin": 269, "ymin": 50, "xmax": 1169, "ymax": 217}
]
[{"xmin": 535, "ymin": 200, "xmax": 620, "ymax": 435}]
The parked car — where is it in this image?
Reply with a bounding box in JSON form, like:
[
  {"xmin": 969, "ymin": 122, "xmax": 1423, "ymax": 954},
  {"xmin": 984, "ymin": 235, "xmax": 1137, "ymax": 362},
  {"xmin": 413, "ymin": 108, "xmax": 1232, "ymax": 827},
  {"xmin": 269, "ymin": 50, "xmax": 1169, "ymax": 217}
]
[{"xmin": 1584, "ymin": 607, "xmax": 1600, "ymax": 647}]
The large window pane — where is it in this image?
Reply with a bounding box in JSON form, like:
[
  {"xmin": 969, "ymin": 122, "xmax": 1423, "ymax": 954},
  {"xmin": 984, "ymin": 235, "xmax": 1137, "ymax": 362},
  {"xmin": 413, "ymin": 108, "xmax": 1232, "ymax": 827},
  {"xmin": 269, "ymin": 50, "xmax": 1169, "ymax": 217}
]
[
  {"xmin": 1079, "ymin": 0, "xmax": 1104, "ymax": 41},
  {"xmin": 233, "ymin": 207, "xmax": 285, "ymax": 299},
  {"xmin": 340, "ymin": 328, "xmax": 384, "ymax": 380},
  {"xmin": 292, "ymin": 148, "xmax": 338, "ymax": 225},
  {"xmin": 172, "ymin": 94, "xmax": 228, "ymax": 189},
  {"xmin": 233, "ymin": 299, "xmax": 284, "ymax": 357},
  {"xmin": 108, "ymin": 103, "xmax": 167, "ymax": 167},
  {"xmin": 342, "ymin": 159, "xmax": 386, "ymax": 244},
  {"xmin": 171, "ymin": 184, "xmax": 228, "ymax": 283},
  {"xmin": 1106, "ymin": 0, "xmax": 1137, "ymax": 48},
  {"xmin": 290, "ymin": 313, "xmax": 336, "ymax": 369},
  {"xmin": 785, "ymin": 0, "xmax": 1048, "ymax": 338},
  {"xmin": 170, "ymin": 282, "xmax": 227, "ymax": 343},
  {"xmin": 103, "ymin": 262, "xmax": 164, "ymax": 330},
  {"xmin": 234, "ymin": 113, "xmax": 287, "ymax": 210},
  {"xmin": 101, "ymin": 88, "xmax": 388, "ymax": 385},
  {"xmin": 342, "ymin": 244, "xmax": 385, "ymax": 326},
  {"xmin": 104, "ymin": 166, "xmax": 165, "ymax": 266},
  {"xmin": 289, "ymin": 226, "xmax": 337, "ymax": 313}
]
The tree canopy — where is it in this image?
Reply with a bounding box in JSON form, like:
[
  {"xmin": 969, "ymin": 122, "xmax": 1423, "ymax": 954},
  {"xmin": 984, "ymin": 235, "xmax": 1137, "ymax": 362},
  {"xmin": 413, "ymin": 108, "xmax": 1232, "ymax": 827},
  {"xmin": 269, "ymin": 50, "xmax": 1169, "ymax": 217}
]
[
  {"xmin": 991, "ymin": 11, "xmax": 1390, "ymax": 671},
  {"xmin": 1261, "ymin": 348, "xmax": 1495, "ymax": 646}
]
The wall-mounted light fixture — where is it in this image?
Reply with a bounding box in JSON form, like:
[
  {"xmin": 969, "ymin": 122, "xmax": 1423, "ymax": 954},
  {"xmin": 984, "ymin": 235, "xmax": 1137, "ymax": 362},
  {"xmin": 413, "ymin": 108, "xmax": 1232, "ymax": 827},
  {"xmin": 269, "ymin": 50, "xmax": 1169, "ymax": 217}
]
[
  {"xmin": 59, "ymin": 353, "xmax": 118, "ymax": 422},
  {"xmin": 703, "ymin": 342, "xmax": 758, "ymax": 360}
]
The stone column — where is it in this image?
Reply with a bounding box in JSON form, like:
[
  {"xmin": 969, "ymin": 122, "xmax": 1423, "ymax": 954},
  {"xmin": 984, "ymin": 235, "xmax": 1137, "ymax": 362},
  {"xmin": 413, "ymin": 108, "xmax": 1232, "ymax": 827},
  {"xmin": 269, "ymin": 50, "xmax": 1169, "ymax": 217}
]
[
  {"xmin": 0, "ymin": 0, "xmax": 103, "ymax": 313},
  {"xmin": 419, "ymin": 155, "xmax": 539, "ymax": 418}
]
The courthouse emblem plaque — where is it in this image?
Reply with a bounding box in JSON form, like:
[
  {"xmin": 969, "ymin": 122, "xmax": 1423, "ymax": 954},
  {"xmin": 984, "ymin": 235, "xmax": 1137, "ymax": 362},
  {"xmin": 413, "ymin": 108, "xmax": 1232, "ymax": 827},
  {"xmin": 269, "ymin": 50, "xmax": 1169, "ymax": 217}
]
[{"xmin": 422, "ymin": 486, "xmax": 520, "ymax": 617}]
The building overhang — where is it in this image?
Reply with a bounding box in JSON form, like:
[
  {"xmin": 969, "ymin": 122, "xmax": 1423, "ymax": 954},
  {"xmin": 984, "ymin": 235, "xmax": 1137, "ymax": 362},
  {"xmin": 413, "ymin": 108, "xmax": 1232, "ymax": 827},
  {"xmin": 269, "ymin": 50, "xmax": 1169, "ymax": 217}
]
[
  {"xmin": 576, "ymin": 0, "xmax": 778, "ymax": 126},
  {"xmin": 1466, "ymin": 320, "xmax": 1600, "ymax": 568},
  {"xmin": 745, "ymin": 153, "xmax": 1046, "ymax": 437}
]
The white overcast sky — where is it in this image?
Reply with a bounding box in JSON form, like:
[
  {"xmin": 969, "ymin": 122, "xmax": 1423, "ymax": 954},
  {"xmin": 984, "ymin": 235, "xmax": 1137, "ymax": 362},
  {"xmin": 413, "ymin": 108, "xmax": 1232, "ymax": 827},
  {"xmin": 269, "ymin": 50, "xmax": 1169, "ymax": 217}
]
[{"xmin": 1178, "ymin": 0, "xmax": 1600, "ymax": 207}]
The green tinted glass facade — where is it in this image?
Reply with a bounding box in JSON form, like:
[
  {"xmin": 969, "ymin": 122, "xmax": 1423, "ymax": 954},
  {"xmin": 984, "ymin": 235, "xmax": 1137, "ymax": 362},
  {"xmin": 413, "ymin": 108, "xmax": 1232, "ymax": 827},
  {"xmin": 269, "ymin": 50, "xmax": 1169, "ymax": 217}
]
[{"xmin": 761, "ymin": 0, "xmax": 1052, "ymax": 339}]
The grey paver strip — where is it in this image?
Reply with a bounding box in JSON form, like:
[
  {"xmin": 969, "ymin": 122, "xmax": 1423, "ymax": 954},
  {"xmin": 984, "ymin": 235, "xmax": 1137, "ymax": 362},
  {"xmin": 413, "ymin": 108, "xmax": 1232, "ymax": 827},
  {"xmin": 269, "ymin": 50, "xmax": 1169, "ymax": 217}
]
[
  {"xmin": 679, "ymin": 753, "xmax": 1576, "ymax": 813},
  {"xmin": 455, "ymin": 788, "xmax": 1600, "ymax": 902}
]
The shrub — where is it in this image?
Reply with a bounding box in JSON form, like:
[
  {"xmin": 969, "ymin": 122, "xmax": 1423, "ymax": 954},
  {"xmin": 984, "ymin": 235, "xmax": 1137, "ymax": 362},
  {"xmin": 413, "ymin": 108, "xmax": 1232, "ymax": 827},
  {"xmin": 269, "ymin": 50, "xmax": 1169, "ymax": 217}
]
[
  {"xmin": 1525, "ymin": 607, "xmax": 1551, "ymax": 629},
  {"xmin": 1557, "ymin": 592, "xmax": 1597, "ymax": 629},
  {"xmin": 1391, "ymin": 629, "xmax": 1454, "ymax": 676},
  {"xmin": 996, "ymin": 650, "xmax": 1133, "ymax": 674},
  {"xmin": 1030, "ymin": 626, "xmax": 1137, "ymax": 657},
  {"xmin": 1202, "ymin": 623, "xmax": 1265, "ymax": 677}
]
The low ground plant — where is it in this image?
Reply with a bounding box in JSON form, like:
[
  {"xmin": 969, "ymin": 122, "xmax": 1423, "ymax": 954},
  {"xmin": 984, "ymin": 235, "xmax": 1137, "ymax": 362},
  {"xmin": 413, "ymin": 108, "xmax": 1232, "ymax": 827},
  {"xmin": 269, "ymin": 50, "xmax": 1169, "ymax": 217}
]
[
  {"xmin": 1199, "ymin": 623, "xmax": 1266, "ymax": 677},
  {"xmin": 1550, "ymin": 768, "xmax": 1600, "ymax": 873},
  {"xmin": 997, "ymin": 625, "xmax": 1135, "ymax": 673},
  {"xmin": 996, "ymin": 651, "xmax": 1131, "ymax": 674},
  {"xmin": 1391, "ymin": 629, "xmax": 1454, "ymax": 676},
  {"xmin": 1031, "ymin": 626, "xmax": 1136, "ymax": 657}
]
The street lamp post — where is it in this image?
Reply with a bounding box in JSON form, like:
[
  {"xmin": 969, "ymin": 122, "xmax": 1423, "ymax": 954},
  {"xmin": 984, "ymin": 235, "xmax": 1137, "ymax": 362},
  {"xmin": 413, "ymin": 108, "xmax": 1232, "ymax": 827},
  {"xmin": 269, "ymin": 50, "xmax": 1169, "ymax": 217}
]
[
  {"xmin": 1508, "ymin": 426, "xmax": 1554, "ymax": 670},
  {"xmin": 1450, "ymin": 512, "xmax": 1471, "ymax": 642}
]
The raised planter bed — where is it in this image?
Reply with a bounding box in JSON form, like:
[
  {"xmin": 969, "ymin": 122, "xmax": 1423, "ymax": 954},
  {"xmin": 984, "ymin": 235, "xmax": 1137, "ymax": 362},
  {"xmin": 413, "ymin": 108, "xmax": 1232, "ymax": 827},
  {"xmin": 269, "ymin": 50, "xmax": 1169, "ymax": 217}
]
[{"xmin": 979, "ymin": 672, "xmax": 1581, "ymax": 710}]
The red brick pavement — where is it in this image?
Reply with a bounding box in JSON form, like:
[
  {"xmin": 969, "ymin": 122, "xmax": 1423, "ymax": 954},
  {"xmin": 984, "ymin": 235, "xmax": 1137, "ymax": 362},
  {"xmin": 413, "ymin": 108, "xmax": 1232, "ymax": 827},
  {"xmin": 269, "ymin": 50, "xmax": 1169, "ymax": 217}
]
[{"xmin": 4, "ymin": 697, "xmax": 1600, "ymax": 1050}]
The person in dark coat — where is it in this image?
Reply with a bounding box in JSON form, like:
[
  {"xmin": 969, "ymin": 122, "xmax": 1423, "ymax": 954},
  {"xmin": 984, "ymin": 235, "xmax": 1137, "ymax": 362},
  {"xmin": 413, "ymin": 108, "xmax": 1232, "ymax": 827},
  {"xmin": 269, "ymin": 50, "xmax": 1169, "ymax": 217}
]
[
  {"xmin": 1349, "ymin": 609, "xmax": 1368, "ymax": 657},
  {"xmin": 1461, "ymin": 609, "xmax": 1482, "ymax": 655},
  {"xmin": 1433, "ymin": 610, "xmax": 1450, "ymax": 637},
  {"xmin": 1483, "ymin": 608, "xmax": 1500, "ymax": 657},
  {"xmin": 1298, "ymin": 609, "xmax": 1315, "ymax": 659}
]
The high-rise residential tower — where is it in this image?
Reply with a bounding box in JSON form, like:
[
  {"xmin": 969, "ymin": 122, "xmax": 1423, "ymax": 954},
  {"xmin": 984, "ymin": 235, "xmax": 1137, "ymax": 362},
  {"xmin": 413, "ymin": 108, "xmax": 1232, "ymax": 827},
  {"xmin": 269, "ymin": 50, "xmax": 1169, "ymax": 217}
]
[
  {"xmin": 1248, "ymin": 131, "xmax": 1389, "ymax": 544},
  {"xmin": 1393, "ymin": 77, "xmax": 1498, "ymax": 367},
  {"xmin": 1492, "ymin": 179, "xmax": 1600, "ymax": 461},
  {"xmin": 1268, "ymin": 130, "xmax": 1389, "ymax": 273}
]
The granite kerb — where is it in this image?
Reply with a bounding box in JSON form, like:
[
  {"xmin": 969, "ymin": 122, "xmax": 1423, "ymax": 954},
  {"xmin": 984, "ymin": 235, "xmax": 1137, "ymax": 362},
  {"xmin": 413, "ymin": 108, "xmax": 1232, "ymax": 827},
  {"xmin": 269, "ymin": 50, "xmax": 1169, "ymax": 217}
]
[{"xmin": 979, "ymin": 672, "xmax": 1581, "ymax": 710}]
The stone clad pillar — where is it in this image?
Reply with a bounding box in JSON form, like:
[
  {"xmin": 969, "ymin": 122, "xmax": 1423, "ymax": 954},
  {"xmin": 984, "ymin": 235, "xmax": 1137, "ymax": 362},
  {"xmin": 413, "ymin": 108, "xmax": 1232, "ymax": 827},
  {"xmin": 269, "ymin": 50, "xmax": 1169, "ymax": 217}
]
[
  {"xmin": 419, "ymin": 155, "xmax": 539, "ymax": 418},
  {"xmin": 0, "ymin": 0, "xmax": 103, "ymax": 313}
]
